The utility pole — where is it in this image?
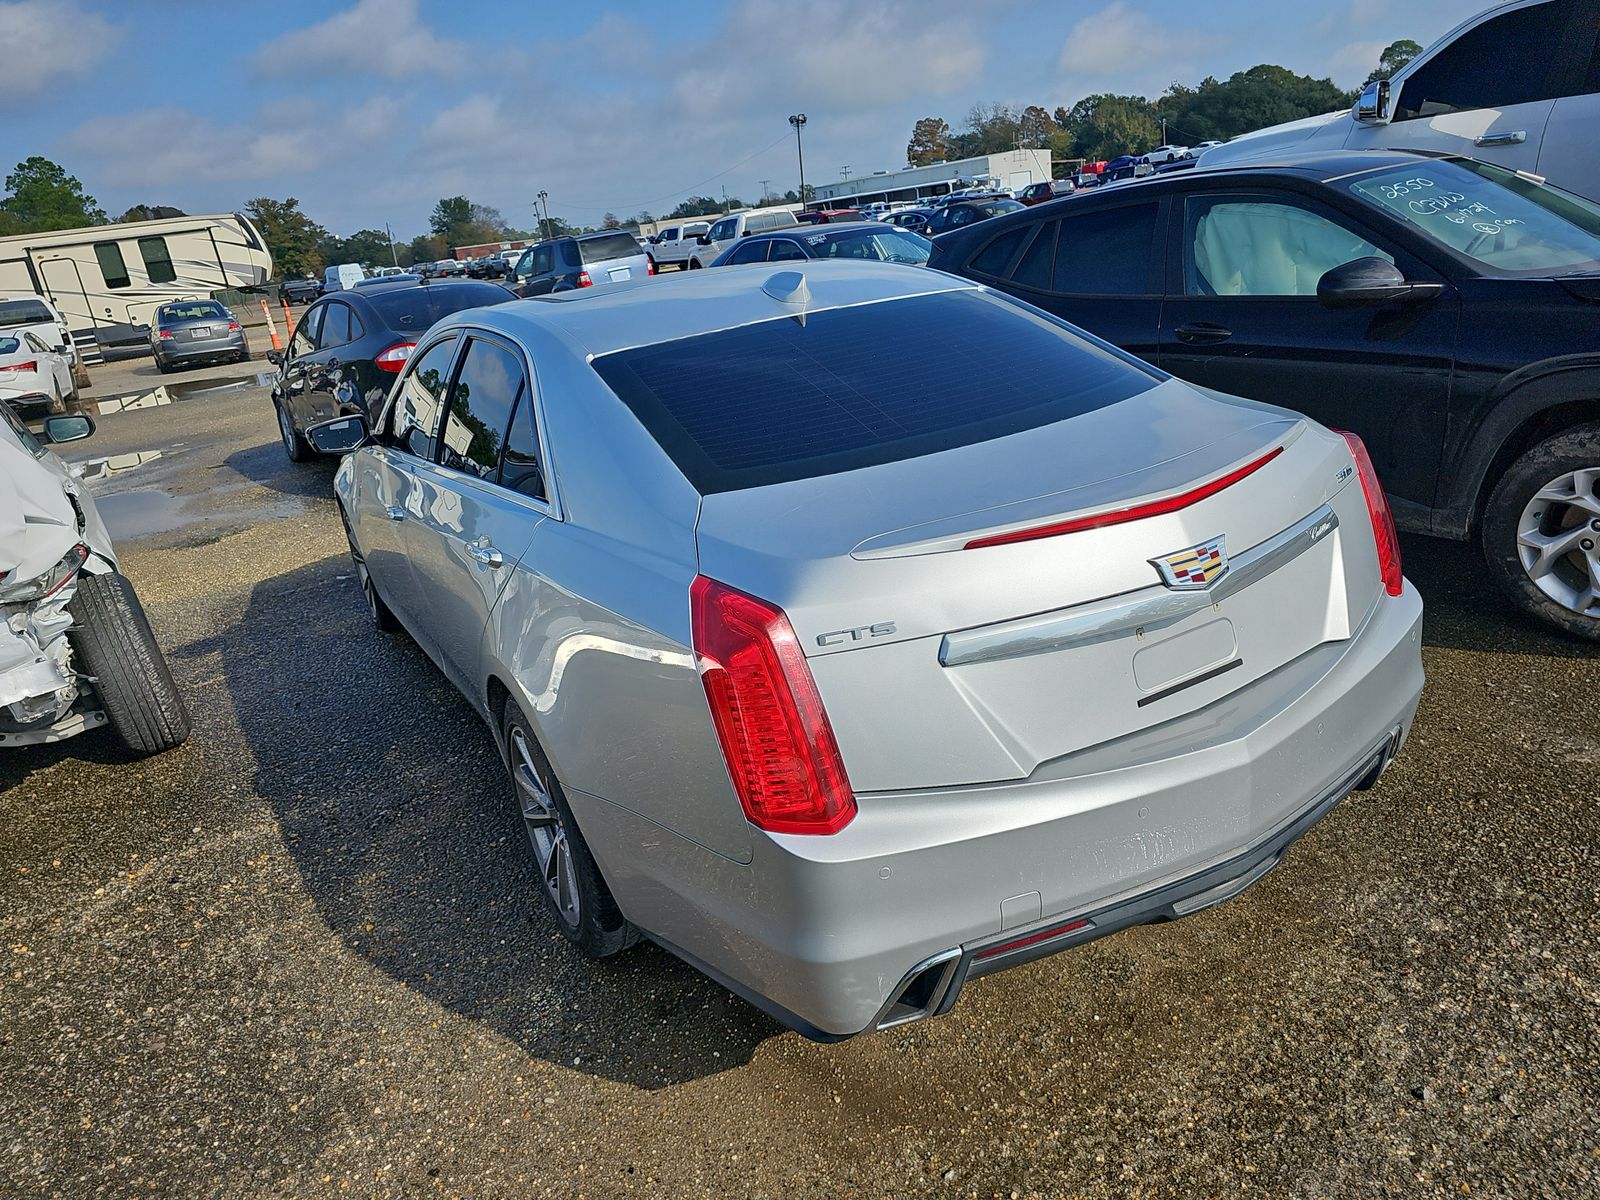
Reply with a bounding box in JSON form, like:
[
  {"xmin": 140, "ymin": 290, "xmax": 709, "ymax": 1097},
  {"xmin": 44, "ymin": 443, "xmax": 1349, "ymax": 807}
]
[
  {"xmin": 788, "ymin": 113, "xmax": 808, "ymax": 206},
  {"xmin": 1161, "ymin": 117, "xmax": 1167, "ymax": 144},
  {"xmin": 537, "ymin": 190, "xmax": 551, "ymax": 241},
  {"xmin": 385, "ymin": 222, "xmax": 398, "ymax": 267},
  {"xmin": 759, "ymin": 179, "xmax": 771, "ymax": 202}
]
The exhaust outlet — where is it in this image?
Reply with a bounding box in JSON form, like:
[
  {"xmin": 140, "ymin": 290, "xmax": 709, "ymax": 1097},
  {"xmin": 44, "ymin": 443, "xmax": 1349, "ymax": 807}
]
[{"xmin": 874, "ymin": 948, "xmax": 963, "ymax": 1031}]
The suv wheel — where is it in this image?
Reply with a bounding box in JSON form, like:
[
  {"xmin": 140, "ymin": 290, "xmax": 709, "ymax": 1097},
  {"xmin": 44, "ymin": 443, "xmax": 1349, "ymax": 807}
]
[
  {"xmin": 1482, "ymin": 422, "xmax": 1600, "ymax": 639},
  {"xmin": 501, "ymin": 698, "xmax": 636, "ymax": 958}
]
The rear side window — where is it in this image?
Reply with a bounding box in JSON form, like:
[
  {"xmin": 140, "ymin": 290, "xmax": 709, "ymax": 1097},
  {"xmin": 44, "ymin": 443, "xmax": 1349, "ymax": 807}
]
[
  {"xmin": 1395, "ymin": 0, "xmax": 1577, "ymax": 119},
  {"xmin": 1010, "ymin": 222, "xmax": 1058, "ymax": 290},
  {"xmin": 968, "ymin": 226, "xmax": 1029, "ymax": 276},
  {"xmin": 95, "ymin": 243, "xmax": 130, "ymax": 289},
  {"xmin": 138, "ymin": 236, "xmax": 177, "ymax": 284},
  {"xmin": 319, "ymin": 303, "xmax": 352, "ymax": 348},
  {"xmin": 439, "ymin": 337, "xmax": 525, "ymax": 480},
  {"xmin": 1053, "ymin": 204, "xmax": 1159, "ymax": 295},
  {"xmin": 590, "ymin": 289, "xmax": 1159, "ymax": 493},
  {"xmin": 579, "ymin": 234, "xmax": 640, "ymax": 264}
]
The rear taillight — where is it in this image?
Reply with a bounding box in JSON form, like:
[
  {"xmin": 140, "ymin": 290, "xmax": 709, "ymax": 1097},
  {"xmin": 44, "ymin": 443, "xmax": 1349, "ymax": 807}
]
[
  {"xmin": 227, "ymin": 321, "xmax": 241, "ymax": 331},
  {"xmin": 2, "ymin": 359, "xmax": 36, "ymax": 372},
  {"xmin": 158, "ymin": 330, "xmax": 174, "ymax": 340},
  {"xmin": 1337, "ymin": 431, "xmax": 1403, "ymax": 597},
  {"xmin": 690, "ymin": 576, "xmax": 856, "ymax": 836},
  {"xmin": 965, "ymin": 446, "xmax": 1284, "ymax": 549},
  {"xmin": 578, "ymin": 271, "xmax": 593, "ymax": 287},
  {"xmin": 375, "ymin": 341, "xmax": 416, "ymax": 372}
]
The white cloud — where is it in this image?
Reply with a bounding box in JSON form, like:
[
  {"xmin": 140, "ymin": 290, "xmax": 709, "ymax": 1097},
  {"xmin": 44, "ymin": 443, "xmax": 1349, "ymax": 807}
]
[
  {"xmin": 0, "ymin": 0, "xmax": 120, "ymax": 98},
  {"xmin": 1057, "ymin": 1, "xmax": 1221, "ymax": 93},
  {"xmin": 1328, "ymin": 40, "xmax": 1386, "ymax": 84},
  {"xmin": 253, "ymin": 0, "xmax": 468, "ymax": 79}
]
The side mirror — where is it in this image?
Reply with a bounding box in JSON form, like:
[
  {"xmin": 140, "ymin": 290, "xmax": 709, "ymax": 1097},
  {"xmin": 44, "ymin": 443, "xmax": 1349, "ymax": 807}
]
[
  {"xmin": 1355, "ymin": 78, "xmax": 1390, "ymax": 125},
  {"xmin": 42, "ymin": 414, "xmax": 94, "ymax": 444},
  {"xmin": 266, "ymin": 348, "xmax": 283, "ymax": 366},
  {"xmin": 304, "ymin": 412, "xmax": 369, "ymax": 454},
  {"xmin": 1317, "ymin": 257, "xmax": 1443, "ymax": 308},
  {"xmin": 696, "ymin": 234, "xmax": 711, "ymax": 245}
]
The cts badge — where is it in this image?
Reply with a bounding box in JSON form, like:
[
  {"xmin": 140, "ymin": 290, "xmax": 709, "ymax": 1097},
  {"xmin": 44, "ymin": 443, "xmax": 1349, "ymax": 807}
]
[{"xmin": 1152, "ymin": 536, "xmax": 1228, "ymax": 590}]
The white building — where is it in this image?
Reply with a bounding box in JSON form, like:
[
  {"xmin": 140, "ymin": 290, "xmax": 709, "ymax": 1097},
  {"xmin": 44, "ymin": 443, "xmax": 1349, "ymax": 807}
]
[{"xmin": 814, "ymin": 150, "xmax": 1051, "ymax": 208}]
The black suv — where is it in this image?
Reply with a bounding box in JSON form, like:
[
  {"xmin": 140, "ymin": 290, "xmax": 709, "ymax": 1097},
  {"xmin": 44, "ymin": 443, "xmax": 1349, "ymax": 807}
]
[{"xmin": 931, "ymin": 149, "xmax": 1600, "ymax": 638}]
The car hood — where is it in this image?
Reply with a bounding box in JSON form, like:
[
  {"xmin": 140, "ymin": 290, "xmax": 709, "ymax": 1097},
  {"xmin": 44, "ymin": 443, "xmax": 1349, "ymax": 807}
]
[
  {"xmin": 1195, "ymin": 109, "xmax": 1346, "ymax": 166},
  {"xmin": 0, "ymin": 439, "xmax": 110, "ymax": 581}
]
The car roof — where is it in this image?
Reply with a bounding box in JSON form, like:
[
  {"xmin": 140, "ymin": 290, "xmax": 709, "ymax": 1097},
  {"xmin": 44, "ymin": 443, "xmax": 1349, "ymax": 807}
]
[
  {"xmin": 440, "ymin": 260, "xmax": 977, "ymax": 359},
  {"xmin": 1096, "ymin": 147, "xmax": 1463, "ymax": 198}
]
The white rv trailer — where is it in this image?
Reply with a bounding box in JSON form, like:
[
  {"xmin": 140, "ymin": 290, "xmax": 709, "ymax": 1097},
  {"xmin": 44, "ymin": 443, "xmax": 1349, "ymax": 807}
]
[{"xmin": 0, "ymin": 212, "xmax": 272, "ymax": 359}]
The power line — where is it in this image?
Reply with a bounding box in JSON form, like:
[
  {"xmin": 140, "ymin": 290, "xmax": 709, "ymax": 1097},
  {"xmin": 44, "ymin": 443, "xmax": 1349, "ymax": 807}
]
[{"xmin": 547, "ymin": 132, "xmax": 793, "ymax": 214}]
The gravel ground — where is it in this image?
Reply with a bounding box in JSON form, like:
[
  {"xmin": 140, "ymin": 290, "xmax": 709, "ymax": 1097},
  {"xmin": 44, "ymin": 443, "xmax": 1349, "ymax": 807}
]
[{"xmin": 2, "ymin": 390, "xmax": 1596, "ymax": 1199}]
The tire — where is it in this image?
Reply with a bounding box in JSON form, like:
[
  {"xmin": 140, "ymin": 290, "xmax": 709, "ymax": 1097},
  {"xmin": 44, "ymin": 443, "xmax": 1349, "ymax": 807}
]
[
  {"xmin": 688, "ymin": 258, "xmax": 703, "ymax": 269},
  {"xmin": 275, "ymin": 398, "xmax": 311, "ymax": 463},
  {"xmin": 155, "ymin": 359, "xmax": 173, "ymax": 375},
  {"xmin": 67, "ymin": 572, "xmax": 190, "ymax": 757},
  {"xmin": 338, "ymin": 505, "xmax": 400, "ymax": 633},
  {"xmin": 501, "ymin": 698, "xmax": 636, "ymax": 958},
  {"xmin": 1481, "ymin": 422, "xmax": 1600, "ymax": 639}
]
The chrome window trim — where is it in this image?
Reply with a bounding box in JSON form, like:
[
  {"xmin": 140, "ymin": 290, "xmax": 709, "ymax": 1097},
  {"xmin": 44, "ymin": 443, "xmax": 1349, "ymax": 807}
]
[{"xmin": 938, "ymin": 504, "xmax": 1341, "ymax": 668}]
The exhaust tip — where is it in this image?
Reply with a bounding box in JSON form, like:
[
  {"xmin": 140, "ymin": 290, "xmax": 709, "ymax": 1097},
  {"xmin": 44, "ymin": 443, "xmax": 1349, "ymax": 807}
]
[{"xmin": 874, "ymin": 948, "xmax": 962, "ymax": 1031}]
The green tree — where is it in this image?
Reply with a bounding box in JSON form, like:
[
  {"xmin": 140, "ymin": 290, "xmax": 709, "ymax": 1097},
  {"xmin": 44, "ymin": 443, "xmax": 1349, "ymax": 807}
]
[
  {"xmin": 952, "ymin": 102, "xmax": 1019, "ymax": 157},
  {"xmin": 244, "ymin": 196, "xmax": 330, "ymax": 280},
  {"xmin": 115, "ymin": 204, "xmax": 186, "ymax": 223},
  {"xmin": 668, "ymin": 196, "xmax": 722, "ymax": 219},
  {"xmin": 1155, "ymin": 66, "xmax": 1355, "ymax": 145},
  {"xmin": 339, "ymin": 228, "xmax": 394, "ymax": 266},
  {"xmin": 601, "ymin": 212, "xmax": 622, "ymax": 230},
  {"xmin": 0, "ymin": 157, "xmax": 105, "ymax": 233},
  {"xmin": 1017, "ymin": 105, "xmax": 1055, "ymax": 147},
  {"xmin": 410, "ymin": 233, "xmax": 447, "ymax": 264},
  {"xmin": 1366, "ymin": 39, "xmax": 1422, "ymax": 84},
  {"xmin": 429, "ymin": 196, "xmax": 473, "ymax": 238},
  {"xmin": 906, "ymin": 116, "xmax": 952, "ymax": 166},
  {"xmin": 1059, "ymin": 94, "xmax": 1161, "ymax": 160}
]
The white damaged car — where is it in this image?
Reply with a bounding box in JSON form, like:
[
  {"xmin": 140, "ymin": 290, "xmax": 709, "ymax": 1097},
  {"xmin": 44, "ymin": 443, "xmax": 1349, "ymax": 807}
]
[{"xmin": 0, "ymin": 405, "xmax": 189, "ymax": 756}]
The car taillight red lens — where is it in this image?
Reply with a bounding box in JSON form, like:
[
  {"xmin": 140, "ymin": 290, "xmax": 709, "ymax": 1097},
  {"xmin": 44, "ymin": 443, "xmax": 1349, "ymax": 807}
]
[
  {"xmin": 965, "ymin": 446, "xmax": 1284, "ymax": 549},
  {"xmin": 1337, "ymin": 431, "xmax": 1403, "ymax": 597},
  {"xmin": 4, "ymin": 359, "xmax": 37, "ymax": 372},
  {"xmin": 227, "ymin": 321, "xmax": 241, "ymax": 331},
  {"xmin": 375, "ymin": 341, "xmax": 416, "ymax": 372},
  {"xmin": 690, "ymin": 576, "xmax": 856, "ymax": 836},
  {"xmin": 158, "ymin": 330, "xmax": 174, "ymax": 340},
  {"xmin": 578, "ymin": 271, "xmax": 593, "ymax": 287}
]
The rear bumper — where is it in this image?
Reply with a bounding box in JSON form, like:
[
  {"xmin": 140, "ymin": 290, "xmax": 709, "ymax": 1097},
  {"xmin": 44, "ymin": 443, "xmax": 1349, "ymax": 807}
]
[
  {"xmin": 579, "ymin": 583, "xmax": 1424, "ymax": 1039},
  {"xmin": 156, "ymin": 334, "xmax": 248, "ymax": 363}
]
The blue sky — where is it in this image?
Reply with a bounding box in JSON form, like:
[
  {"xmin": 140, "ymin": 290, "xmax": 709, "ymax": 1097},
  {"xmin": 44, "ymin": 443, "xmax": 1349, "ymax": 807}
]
[{"xmin": 4, "ymin": 0, "xmax": 1482, "ymax": 238}]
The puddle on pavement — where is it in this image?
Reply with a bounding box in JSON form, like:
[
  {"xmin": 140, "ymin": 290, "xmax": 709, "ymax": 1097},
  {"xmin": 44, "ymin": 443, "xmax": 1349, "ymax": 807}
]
[
  {"xmin": 94, "ymin": 486, "xmax": 303, "ymax": 542},
  {"xmin": 87, "ymin": 370, "xmax": 276, "ymax": 415}
]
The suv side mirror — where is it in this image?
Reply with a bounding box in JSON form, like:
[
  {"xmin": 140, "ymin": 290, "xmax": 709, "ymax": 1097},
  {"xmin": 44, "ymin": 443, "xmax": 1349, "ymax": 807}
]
[
  {"xmin": 304, "ymin": 412, "xmax": 369, "ymax": 454},
  {"xmin": 1317, "ymin": 257, "xmax": 1443, "ymax": 308},
  {"xmin": 1355, "ymin": 78, "xmax": 1390, "ymax": 125},
  {"xmin": 697, "ymin": 233, "xmax": 711, "ymax": 245}
]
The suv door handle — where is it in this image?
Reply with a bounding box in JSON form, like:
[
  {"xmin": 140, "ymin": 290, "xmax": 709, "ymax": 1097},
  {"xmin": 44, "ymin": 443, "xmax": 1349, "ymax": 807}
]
[
  {"xmin": 1173, "ymin": 322, "xmax": 1234, "ymax": 345},
  {"xmin": 1475, "ymin": 130, "xmax": 1526, "ymax": 147},
  {"xmin": 385, "ymin": 505, "xmax": 406, "ymax": 521},
  {"xmin": 468, "ymin": 543, "xmax": 504, "ymax": 569}
]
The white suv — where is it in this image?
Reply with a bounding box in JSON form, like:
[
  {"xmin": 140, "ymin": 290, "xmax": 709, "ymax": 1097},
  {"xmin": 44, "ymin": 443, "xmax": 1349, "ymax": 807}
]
[
  {"xmin": 688, "ymin": 208, "xmax": 801, "ymax": 268},
  {"xmin": 1198, "ymin": 0, "xmax": 1600, "ymax": 203}
]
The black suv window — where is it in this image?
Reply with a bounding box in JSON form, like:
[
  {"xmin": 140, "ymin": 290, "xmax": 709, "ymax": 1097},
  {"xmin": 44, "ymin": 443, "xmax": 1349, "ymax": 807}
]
[
  {"xmin": 1052, "ymin": 204, "xmax": 1159, "ymax": 295},
  {"xmin": 1395, "ymin": 0, "xmax": 1579, "ymax": 119},
  {"xmin": 439, "ymin": 336, "xmax": 526, "ymax": 480},
  {"xmin": 388, "ymin": 335, "xmax": 458, "ymax": 458}
]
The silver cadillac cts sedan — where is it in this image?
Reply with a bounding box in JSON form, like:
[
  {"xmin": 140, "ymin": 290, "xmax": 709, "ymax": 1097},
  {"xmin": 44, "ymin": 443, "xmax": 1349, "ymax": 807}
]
[{"xmin": 311, "ymin": 261, "xmax": 1424, "ymax": 1040}]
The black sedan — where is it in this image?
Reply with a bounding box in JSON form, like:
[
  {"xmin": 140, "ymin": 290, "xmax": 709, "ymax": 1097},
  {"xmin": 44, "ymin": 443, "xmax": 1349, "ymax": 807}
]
[
  {"xmin": 923, "ymin": 197, "xmax": 1024, "ymax": 237},
  {"xmin": 708, "ymin": 222, "xmax": 931, "ymax": 267},
  {"xmin": 281, "ymin": 277, "xmax": 322, "ymax": 305},
  {"xmin": 270, "ymin": 278, "xmax": 514, "ymax": 463},
  {"xmin": 930, "ymin": 148, "xmax": 1600, "ymax": 638}
]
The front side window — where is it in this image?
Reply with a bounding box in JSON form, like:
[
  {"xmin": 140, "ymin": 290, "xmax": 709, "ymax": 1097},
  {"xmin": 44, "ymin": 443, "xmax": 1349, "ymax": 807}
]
[
  {"xmin": 768, "ymin": 239, "xmax": 807, "ymax": 261},
  {"xmin": 388, "ymin": 335, "xmax": 458, "ymax": 459},
  {"xmin": 95, "ymin": 243, "xmax": 130, "ymax": 289},
  {"xmin": 1394, "ymin": 0, "xmax": 1576, "ymax": 120},
  {"xmin": 1346, "ymin": 159, "xmax": 1600, "ymax": 276},
  {"xmin": 439, "ymin": 337, "xmax": 525, "ymax": 479},
  {"xmin": 725, "ymin": 240, "xmax": 771, "ymax": 265},
  {"xmin": 1185, "ymin": 196, "xmax": 1388, "ymax": 296},
  {"xmin": 1053, "ymin": 204, "xmax": 1159, "ymax": 295},
  {"xmin": 138, "ymin": 236, "xmax": 176, "ymax": 284},
  {"xmin": 0, "ymin": 400, "xmax": 46, "ymax": 457},
  {"xmin": 709, "ymin": 219, "xmax": 736, "ymax": 242}
]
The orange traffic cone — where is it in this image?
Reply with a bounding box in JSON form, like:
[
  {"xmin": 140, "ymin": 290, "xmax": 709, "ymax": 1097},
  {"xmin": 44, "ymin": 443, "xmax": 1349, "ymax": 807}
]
[{"xmin": 259, "ymin": 298, "xmax": 282, "ymax": 352}]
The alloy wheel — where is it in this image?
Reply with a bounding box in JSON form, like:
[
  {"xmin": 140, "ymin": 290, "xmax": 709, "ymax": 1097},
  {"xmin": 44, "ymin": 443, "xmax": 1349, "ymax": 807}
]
[
  {"xmin": 509, "ymin": 726, "xmax": 581, "ymax": 928},
  {"xmin": 276, "ymin": 403, "xmax": 296, "ymax": 456},
  {"xmin": 1516, "ymin": 466, "xmax": 1600, "ymax": 618}
]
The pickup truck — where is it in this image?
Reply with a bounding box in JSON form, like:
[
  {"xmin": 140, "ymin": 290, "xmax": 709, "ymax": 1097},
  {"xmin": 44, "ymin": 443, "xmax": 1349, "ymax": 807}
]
[{"xmin": 645, "ymin": 221, "xmax": 710, "ymax": 270}]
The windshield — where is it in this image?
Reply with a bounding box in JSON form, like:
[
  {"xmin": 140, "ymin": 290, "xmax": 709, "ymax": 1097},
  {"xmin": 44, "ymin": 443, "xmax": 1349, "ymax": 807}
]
[
  {"xmin": 1347, "ymin": 159, "xmax": 1600, "ymax": 277},
  {"xmin": 368, "ymin": 282, "xmax": 513, "ymax": 330},
  {"xmin": 158, "ymin": 301, "xmax": 228, "ymax": 322},
  {"xmin": 578, "ymin": 233, "xmax": 643, "ymax": 264},
  {"xmin": 0, "ymin": 299, "xmax": 55, "ymax": 326},
  {"xmin": 0, "ymin": 336, "xmax": 20, "ymax": 355},
  {"xmin": 809, "ymin": 229, "xmax": 931, "ymax": 264}
]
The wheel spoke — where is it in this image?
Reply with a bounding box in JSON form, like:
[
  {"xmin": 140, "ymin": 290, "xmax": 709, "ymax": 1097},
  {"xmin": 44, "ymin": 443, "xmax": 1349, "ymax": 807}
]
[{"xmin": 1518, "ymin": 523, "xmax": 1589, "ymax": 579}]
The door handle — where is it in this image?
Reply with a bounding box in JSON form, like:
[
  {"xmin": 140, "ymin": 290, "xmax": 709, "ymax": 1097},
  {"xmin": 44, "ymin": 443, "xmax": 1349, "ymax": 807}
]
[
  {"xmin": 1173, "ymin": 322, "xmax": 1233, "ymax": 345},
  {"xmin": 468, "ymin": 543, "xmax": 504, "ymax": 569},
  {"xmin": 385, "ymin": 505, "xmax": 406, "ymax": 521},
  {"xmin": 1475, "ymin": 130, "xmax": 1526, "ymax": 147}
]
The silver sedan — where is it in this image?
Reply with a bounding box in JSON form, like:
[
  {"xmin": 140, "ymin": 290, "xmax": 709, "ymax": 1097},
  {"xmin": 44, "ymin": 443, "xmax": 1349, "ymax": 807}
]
[{"xmin": 309, "ymin": 262, "xmax": 1424, "ymax": 1039}]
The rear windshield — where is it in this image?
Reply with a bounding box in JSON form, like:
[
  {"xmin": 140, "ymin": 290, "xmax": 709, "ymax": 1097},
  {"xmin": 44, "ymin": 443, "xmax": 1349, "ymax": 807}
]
[
  {"xmin": 158, "ymin": 301, "xmax": 228, "ymax": 322},
  {"xmin": 578, "ymin": 233, "xmax": 642, "ymax": 265},
  {"xmin": 590, "ymin": 289, "xmax": 1159, "ymax": 493},
  {"xmin": 0, "ymin": 336, "xmax": 19, "ymax": 354},
  {"xmin": 0, "ymin": 299, "xmax": 55, "ymax": 325},
  {"xmin": 368, "ymin": 282, "xmax": 513, "ymax": 330}
]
